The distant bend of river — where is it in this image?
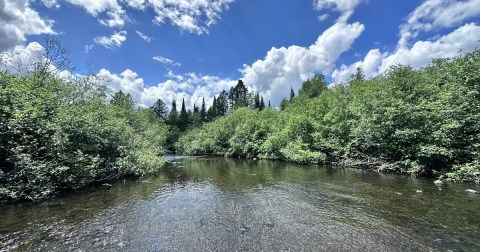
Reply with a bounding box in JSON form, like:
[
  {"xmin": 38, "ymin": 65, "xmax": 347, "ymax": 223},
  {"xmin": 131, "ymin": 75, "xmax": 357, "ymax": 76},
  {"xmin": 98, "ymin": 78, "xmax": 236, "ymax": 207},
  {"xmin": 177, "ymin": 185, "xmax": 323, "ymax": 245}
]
[{"xmin": 1, "ymin": 157, "xmax": 479, "ymax": 251}]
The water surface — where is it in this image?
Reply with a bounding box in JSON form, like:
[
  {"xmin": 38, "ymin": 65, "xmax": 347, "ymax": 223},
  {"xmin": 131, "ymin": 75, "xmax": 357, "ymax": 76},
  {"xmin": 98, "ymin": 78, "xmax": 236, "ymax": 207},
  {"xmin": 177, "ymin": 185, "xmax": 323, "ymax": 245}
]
[{"xmin": 1, "ymin": 157, "xmax": 479, "ymax": 251}]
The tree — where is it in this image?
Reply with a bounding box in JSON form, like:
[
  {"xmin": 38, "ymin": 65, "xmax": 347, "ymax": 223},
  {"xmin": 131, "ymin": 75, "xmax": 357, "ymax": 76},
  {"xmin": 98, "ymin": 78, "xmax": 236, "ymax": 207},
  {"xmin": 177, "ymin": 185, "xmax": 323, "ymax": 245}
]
[
  {"xmin": 229, "ymin": 80, "xmax": 249, "ymax": 109},
  {"xmin": 191, "ymin": 103, "xmax": 202, "ymax": 128},
  {"xmin": 350, "ymin": 67, "xmax": 365, "ymax": 81},
  {"xmin": 259, "ymin": 96, "xmax": 265, "ymax": 110},
  {"xmin": 216, "ymin": 90, "xmax": 229, "ymax": 116},
  {"xmin": 167, "ymin": 99, "xmax": 178, "ymax": 126},
  {"xmin": 178, "ymin": 98, "xmax": 189, "ymax": 131},
  {"xmin": 200, "ymin": 97, "xmax": 207, "ymax": 122},
  {"xmin": 0, "ymin": 35, "xmax": 74, "ymax": 84},
  {"xmin": 280, "ymin": 98, "xmax": 289, "ymax": 110},
  {"xmin": 298, "ymin": 74, "xmax": 328, "ymax": 98},
  {"xmin": 290, "ymin": 87, "xmax": 295, "ymax": 101},
  {"xmin": 254, "ymin": 92, "xmax": 260, "ymax": 109},
  {"xmin": 151, "ymin": 99, "xmax": 167, "ymax": 118},
  {"xmin": 110, "ymin": 90, "xmax": 134, "ymax": 110},
  {"xmin": 268, "ymin": 100, "xmax": 271, "ymax": 108},
  {"xmin": 207, "ymin": 96, "xmax": 217, "ymax": 121}
]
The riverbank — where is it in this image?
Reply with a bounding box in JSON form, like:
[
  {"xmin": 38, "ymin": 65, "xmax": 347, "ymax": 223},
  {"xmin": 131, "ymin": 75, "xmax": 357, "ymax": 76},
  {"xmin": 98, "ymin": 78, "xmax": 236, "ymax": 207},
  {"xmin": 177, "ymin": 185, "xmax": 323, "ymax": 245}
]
[{"xmin": 175, "ymin": 50, "xmax": 480, "ymax": 183}]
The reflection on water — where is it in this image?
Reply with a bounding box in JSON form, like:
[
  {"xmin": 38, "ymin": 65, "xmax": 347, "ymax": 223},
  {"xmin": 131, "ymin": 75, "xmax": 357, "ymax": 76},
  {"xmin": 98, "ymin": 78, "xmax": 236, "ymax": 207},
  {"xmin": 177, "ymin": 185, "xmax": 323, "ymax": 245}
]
[{"xmin": 1, "ymin": 157, "xmax": 479, "ymax": 251}]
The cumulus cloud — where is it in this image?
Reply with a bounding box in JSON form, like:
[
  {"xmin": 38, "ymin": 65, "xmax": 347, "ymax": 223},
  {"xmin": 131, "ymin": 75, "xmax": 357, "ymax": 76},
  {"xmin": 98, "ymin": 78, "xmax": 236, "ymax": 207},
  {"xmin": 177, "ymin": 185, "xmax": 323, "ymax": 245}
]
[
  {"xmin": 40, "ymin": 0, "xmax": 234, "ymax": 34},
  {"xmin": 93, "ymin": 30, "xmax": 127, "ymax": 49},
  {"xmin": 153, "ymin": 56, "xmax": 181, "ymax": 67},
  {"xmin": 0, "ymin": 0, "xmax": 55, "ymax": 52},
  {"xmin": 98, "ymin": 69, "xmax": 236, "ymax": 109},
  {"xmin": 399, "ymin": 0, "xmax": 480, "ymax": 47},
  {"xmin": 41, "ymin": 0, "xmax": 60, "ymax": 8},
  {"xmin": 148, "ymin": 0, "xmax": 234, "ymax": 34},
  {"xmin": 314, "ymin": 0, "xmax": 364, "ymax": 22},
  {"xmin": 136, "ymin": 31, "xmax": 152, "ymax": 42},
  {"xmin": 331, "ymin": 0, "xmax": 480, "ymax": 83},
  {"xmin": 0, "ymin": 41, "xmax": 71, "ymax": 79},
  {"xmin": 241, "ymin": 22, "xmax": 364, "ymax": 105}
]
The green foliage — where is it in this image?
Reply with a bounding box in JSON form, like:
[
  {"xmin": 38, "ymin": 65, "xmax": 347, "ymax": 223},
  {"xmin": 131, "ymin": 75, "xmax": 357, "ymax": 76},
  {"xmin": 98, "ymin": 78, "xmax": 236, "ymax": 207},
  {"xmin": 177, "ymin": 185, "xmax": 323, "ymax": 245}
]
[
  {"xmin": 0, "ymin": 71, "xmax": 168, "ymax": 202},
  {"xmin": 151, "ymin": 98, "xmax": 167, "ymax": 118},
  {"xmin": 175, "ymin": 49, "xmax": 480, "ymax": 181},
  {"xmin": 298, "ymin": 74, "xmax": 328, "ymax": 98}
]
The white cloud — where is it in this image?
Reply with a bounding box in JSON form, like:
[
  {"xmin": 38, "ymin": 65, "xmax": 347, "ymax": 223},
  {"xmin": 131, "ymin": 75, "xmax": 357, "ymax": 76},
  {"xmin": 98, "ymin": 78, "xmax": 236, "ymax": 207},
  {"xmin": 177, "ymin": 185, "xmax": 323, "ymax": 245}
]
[
  {"xmin": 314, "ymin": 0, "xmax": 364, "ymax": 22},
  {"xmin": 153, "ymin": 56, "xmax": 181, "ymax": 67},
  {"xmin": 0, "ymin": 0, "xmax": 55, "ymax": 52},
  {"xmin": 93, "ymin": 30, "xmax": 127, "ymax": 49},
  {"xmin": 41, "ymin": 0, "xmax": 60, "ymax": 8},
  {"xmin": 0, "ymin": 41, "xmax": 71, "ymax": 79},
  {"xmin": 84, "ymin": 44, "xmax": 94, "ymax": 53},
  {"xmin": 98, "ymin": 69, "xmax": 236, "ymax": 109},
  {"xmin": 318, "ymin": 13, "xmax": 329, "ymax": 22},
  {"xmin": 41, "ymin": 0, "xmax": 235, "ymax": 34},
  {"xmin": 98, "ymin": 9, "xmax": 127, "ymax": 28},
  {"xmin": 136, "ymin": 31, "xmax": 152, "ymax": 42},
  {"xmin": 0, "ymin": 42, "xmax": 45, "ymax": 74},
  {"xmin": 333, "ymin": 23, "xmax": 480, "ymax": 83},
  {"xmin": 124, "ymin": 0, "xmax": 146, "ymax": 10},
  {"xmin": 49, "ymin": 0, "xmax": 127, "ymax": 28},
  {"xmin": 331, "ymin": 0, "xmax": 480, "ymax": 83},
  {"xmin": 241, "ymin": 22, "xmax": 364, "ymax": 105},
  {"xmin": 399, "ymin": 0, "xmax": 480, "ymax": 47},
  {"xmin": 148, "ymin": 0, "xmax": 234, "ymax": 34}
]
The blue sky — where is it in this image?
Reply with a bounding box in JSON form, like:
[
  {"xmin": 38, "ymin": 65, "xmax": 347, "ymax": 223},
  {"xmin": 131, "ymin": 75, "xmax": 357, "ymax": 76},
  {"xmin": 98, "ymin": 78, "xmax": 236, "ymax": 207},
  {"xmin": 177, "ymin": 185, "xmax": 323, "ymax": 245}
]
[{"xmin": 1, "ymin": 0, "xmax": 480, "ymax": 108}]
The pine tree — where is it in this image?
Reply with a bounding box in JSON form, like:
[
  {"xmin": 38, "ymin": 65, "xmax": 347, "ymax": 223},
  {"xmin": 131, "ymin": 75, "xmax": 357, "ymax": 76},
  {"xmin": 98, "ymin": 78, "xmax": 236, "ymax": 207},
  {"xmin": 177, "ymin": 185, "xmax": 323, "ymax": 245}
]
[
  {"xmin": 290, "ymin": 87, "xmax": 295, "ymax": 102},
  {"xmin": 259, "ymin": 96, "xmax": 265, "ymax": 110},
  {"xmin": 254, "ymin": 92, "xmax": 260, "ymax": 109},
  {"xmin": 178, "ymin": 98, "xmax": 189, "ymax": 131},
  {"xmin": 207, "ymin": 96, "xmax": 217, "ymax": 121},
  {"xmin": 200, "ymin": 97, "xmax": 207, "ymax": 122},
  {"xmin": 167, "ymin": 99, "xmax": 178, "ymax": 126},
  {"xmin": 268, "ymin": 100, "xmax": 271, "ymax": 108},
  {"xmin": 151, "ymin": 98, "xmax": 167, "ymax": 118}
]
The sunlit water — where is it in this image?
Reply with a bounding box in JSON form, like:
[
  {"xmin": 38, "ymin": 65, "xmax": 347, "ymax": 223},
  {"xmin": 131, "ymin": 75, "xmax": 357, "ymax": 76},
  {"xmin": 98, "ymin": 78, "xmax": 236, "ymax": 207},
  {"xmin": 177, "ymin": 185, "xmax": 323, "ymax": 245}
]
[{"xmin": 1, "ymin": 157, "xmax": 479, "ymax": 251}]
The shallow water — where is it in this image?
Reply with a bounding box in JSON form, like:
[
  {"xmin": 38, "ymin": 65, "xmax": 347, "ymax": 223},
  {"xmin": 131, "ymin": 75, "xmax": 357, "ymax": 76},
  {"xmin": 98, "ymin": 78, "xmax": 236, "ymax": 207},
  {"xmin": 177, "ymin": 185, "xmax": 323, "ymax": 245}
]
[{"xmin": 1, "ymin": 157, "xmax": 479, "ymax": 251}]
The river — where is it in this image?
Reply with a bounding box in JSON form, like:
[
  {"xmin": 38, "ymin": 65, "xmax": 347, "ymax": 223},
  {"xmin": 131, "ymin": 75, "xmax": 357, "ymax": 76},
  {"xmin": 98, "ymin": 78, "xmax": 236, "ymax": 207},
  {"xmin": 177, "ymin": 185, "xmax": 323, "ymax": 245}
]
[{"xmin": 1, "ymin": 157, "xmax": 479, "ymax": 251}]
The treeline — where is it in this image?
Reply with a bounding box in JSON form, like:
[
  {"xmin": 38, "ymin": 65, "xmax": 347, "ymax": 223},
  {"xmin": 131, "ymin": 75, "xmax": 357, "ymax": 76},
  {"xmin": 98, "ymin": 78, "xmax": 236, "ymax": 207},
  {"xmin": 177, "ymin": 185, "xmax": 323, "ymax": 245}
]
[
  {"xmin": 154, "ymin": 80, "xmax": 270, "ymax": 150},
  {"xmin": 0, "ymin": 38, "xmax": 168, "ymax": 201},
  {"xmin": 175, "ymin": 49, "xmax": 480, "ymax": 183}
]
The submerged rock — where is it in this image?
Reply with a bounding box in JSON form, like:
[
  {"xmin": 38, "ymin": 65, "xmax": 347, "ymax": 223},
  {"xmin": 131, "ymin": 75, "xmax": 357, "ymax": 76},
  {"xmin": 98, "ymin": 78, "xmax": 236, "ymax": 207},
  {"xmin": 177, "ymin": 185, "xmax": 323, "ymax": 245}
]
[
  {"xmin": 433, "ymin": 180, "xmax": 443, "ymax": 185},
  {"xmin": 465, "ymin": 189, "xmax": 478, "ymax": 194}
]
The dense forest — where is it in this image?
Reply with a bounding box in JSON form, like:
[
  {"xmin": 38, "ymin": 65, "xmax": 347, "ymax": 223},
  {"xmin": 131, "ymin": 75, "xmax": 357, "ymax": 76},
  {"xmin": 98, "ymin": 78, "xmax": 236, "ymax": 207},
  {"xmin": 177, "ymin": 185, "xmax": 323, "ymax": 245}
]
[{"xmin": 1, "ymin": 37, "xmax": 479, "ymax": 202}]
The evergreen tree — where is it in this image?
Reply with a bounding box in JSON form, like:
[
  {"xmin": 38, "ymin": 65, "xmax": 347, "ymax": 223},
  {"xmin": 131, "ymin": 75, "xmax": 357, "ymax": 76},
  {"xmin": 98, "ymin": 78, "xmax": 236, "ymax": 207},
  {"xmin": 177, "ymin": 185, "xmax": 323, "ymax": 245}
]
[
  {"xmin": 268, "ymin": 100, "xmax": 271, "ymax": 108},
  {"xmin": 110, "ymin": 90, "xmax": 134, "ymax": 110},
  {"xmin": 151, "ymin": 98, "xmax": 167, "ymax": 118},
  {"xmin": 207, "ymin": 96, "xmax": 217, "ymax": 121},
  {"xmin": 254, "ymin": 92, "xmax": 260, "ymax": 109},
  {"xmin": 200, "ymin": 97, "xmax": 207, "ymax": 122},
  {"xmin": 259, "ymin": 96, "xmax": 265, "ymax": 110},
  {"xmin": 191, "ymin": 103, "xmax": 202, "ymax": 128},
  {"xmin": 351, "ymin": 67, "xmax": 365, "ymax": 81},
  {"xmin": 216, "ymin": 90, "xmax": 229, "ymax": 116},
  {"xmin": 290, "ymin": 87, "xmax": 295, "ymax": 102},
  {"xmin": 230, "ymin": 80, "xmax": 249, "ymax": 109},
  {"xmin": 167, "ymin": 99, "xmax": 178, "ymax": 126},
  {"xmin": 178, "ymin": 98, "xmax": 189, "ymax": 131}
]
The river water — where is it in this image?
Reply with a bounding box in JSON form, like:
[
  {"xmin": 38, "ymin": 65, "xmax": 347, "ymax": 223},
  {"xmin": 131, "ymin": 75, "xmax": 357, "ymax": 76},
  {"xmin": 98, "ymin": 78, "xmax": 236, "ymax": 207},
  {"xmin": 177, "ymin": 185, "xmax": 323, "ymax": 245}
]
[{"xmin": 1, "ymin": 157, "xmax": 479, "ymax": 251}]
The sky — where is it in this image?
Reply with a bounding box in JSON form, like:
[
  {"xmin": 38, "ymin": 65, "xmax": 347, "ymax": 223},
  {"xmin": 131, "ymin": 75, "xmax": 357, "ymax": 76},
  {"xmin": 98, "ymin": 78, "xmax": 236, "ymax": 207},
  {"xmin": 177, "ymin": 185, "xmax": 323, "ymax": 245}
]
[{"xmin": 1, "ymin": 0, "xmax": 480, "ymax": 109}]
